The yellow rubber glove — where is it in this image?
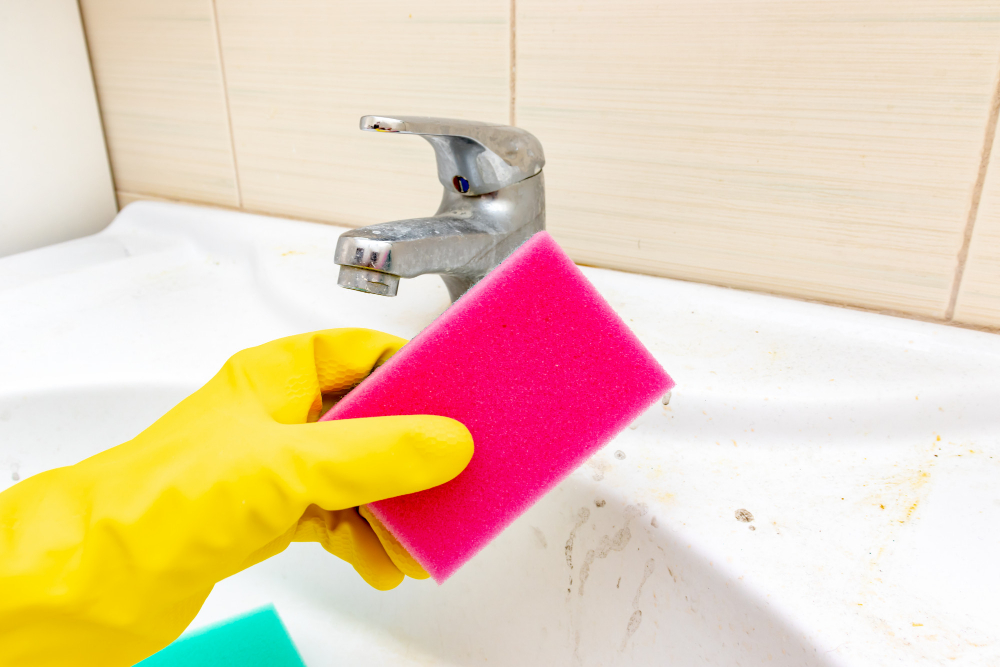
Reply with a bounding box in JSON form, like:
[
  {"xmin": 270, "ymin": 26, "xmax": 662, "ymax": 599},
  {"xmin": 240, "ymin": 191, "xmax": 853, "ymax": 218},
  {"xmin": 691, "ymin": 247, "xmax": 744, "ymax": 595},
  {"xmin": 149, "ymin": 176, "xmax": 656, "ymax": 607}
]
[{"xmin": 0, "ymin": 329, "xmax": 473, "ymax": 667}]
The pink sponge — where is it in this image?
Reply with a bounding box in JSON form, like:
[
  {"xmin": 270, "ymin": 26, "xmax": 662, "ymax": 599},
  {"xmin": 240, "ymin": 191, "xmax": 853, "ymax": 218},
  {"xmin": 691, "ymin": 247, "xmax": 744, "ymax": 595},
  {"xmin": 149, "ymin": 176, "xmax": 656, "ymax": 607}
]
[{"xmin": 321, "ymin": 231, "xmax": 674, "ymax": 582}]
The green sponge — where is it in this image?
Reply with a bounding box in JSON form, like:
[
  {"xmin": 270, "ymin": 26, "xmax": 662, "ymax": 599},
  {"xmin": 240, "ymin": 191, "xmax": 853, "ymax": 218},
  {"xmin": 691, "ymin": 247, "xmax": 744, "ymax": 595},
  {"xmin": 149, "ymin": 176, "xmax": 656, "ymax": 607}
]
[{"xmin": 137, "ymin": 605, "xmax": 306, "ymax": 667}]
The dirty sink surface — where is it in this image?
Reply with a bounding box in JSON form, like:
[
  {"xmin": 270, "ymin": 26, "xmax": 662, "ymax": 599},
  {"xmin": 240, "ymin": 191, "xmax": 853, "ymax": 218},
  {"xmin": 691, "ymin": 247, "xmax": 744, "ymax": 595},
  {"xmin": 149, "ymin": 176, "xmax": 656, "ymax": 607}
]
[{"xmin": 2, "ymin": 201, "xmax": 998, "ymax": 666}]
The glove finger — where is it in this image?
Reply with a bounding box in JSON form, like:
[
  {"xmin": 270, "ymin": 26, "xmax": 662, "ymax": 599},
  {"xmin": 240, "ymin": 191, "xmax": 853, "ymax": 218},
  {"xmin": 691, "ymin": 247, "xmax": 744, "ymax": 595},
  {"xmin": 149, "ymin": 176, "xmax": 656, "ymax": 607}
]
[
  {"xmin": 217, "ymin": 329, "xmax": 406, "ymax": 424},
  {"xmin": 311, "ymin": 328, "xmax": 404, "ymax": 395},
  {"xmin": 274, "ymin": 414, "xmax": 474, "ymax": 511},
  {"xmin": 359, "ymin": 504, "xmax": 430, "ymax": 580},
  {"xmin": 291, "ymin": 506, "xmax": 404, "ymax": 591}
]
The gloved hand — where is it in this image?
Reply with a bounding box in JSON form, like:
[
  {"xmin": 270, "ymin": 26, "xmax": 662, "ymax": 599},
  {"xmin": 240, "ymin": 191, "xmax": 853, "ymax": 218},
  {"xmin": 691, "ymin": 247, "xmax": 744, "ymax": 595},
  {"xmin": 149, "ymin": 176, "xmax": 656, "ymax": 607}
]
[{"xmin": 0, "ymin": 328, "xmax": 473, "ymax": 667}]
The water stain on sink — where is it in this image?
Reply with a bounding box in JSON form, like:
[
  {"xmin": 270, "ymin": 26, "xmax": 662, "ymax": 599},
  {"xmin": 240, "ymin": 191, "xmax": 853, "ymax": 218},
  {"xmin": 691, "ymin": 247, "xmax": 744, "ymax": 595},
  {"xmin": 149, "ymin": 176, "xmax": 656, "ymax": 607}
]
[
  {"xmin": 565, "ymin": 507, "xmax": 591, "ymax": 591},
  {"xmin": 588, "ymin": 457, "xmax": 612, "ymax": 481},
  {"xmin": 632, "ymin": 558, "xmax": 655, "ymax": 608},
  {"xmin": 622, "ymin": 611, "xmax": 642, "ymax": 648},
  {"xmin": 579, "ymin": 504, "xmax": 648, "ymax": 596},
  {"xmin": 621, "ymin": 558, "xmax": 656, "ymax": 651}
]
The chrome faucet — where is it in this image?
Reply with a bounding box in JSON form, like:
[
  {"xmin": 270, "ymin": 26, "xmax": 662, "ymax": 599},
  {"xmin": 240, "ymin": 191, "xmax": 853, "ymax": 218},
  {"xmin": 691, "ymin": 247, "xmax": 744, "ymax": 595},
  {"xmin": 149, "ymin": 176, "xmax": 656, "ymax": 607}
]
[{"xmin": 335, "ymin": 115, "xmax": 545, "ymax": 302}]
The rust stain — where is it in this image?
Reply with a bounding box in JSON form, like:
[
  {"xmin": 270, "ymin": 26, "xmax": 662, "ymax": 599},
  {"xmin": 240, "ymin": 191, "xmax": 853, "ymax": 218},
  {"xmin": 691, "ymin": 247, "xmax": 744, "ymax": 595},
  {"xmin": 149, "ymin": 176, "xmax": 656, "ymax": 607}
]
[
  {"xmin": 654, "ymin": 490, "xmax": 675, "ymax": 504},
  {"xmin": 856, "ymin": 449, "xmax": 951, "ymax": 650},
  {"xmin": 873, "ymin": 468, "xmax": 932, "ymax": 528},
  {"xmin": 643, "ymin": 463, "xmax": 664, "ymax": 482}
]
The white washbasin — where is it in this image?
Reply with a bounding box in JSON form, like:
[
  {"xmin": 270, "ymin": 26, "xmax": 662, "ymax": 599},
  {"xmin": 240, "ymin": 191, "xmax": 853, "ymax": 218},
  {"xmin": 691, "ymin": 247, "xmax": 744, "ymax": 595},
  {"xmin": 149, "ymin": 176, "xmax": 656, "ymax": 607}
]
[{"xmin": 1, "ymin": 202, "xmax": 998, "ymax": 666}]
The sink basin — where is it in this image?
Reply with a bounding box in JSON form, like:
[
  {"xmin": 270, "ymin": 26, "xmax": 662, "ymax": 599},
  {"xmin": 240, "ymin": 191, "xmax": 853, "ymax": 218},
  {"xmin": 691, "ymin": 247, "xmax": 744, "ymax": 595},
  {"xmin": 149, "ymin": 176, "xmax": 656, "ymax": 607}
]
[{"xmin": 2, "ymin": 201, "xmax": 998, "ymax": 666}]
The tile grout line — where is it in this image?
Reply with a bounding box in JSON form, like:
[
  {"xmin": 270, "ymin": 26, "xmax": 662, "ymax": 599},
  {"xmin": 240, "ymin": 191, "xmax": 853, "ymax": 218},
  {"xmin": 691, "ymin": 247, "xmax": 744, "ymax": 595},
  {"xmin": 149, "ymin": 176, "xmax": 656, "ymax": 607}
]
[
  {"xmin": 945, "ymin": 55, "xmax": 1000, "ymax": 321},
  {"xmin": 210, "ymin": 0, "xmax": 243, "ymax": 209},
  {"xmin": 509, "ymin": 0, "xmax": 516, "ymax": 126},
  {"xmin": 75, "ymin": 0, "xmax": 120, "ymax": 210}
]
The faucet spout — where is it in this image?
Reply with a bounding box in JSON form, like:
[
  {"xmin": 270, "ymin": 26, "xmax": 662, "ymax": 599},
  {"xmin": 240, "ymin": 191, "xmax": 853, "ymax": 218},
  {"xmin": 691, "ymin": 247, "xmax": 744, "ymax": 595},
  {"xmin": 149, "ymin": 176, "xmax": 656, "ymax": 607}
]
[
  {"xmin": 336, "ymin": 172, "xmax": 544, "ymax": 302},
  {"xmin": 335, "ymin": 115, "xmax": 545, "ymax": 303}
]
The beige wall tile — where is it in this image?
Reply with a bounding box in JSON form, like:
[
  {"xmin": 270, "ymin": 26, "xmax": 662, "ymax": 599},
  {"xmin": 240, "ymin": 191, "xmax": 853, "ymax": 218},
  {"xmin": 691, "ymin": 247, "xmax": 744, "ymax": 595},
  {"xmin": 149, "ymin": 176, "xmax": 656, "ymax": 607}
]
[
  {"xmin": 80, "ymin": 0, "xmax": 238, "ymax": 206},
  {"xmin": 954, "ymin": 125, "xmax": 1000, "ymax": 327},
  {"xmin": 116, "ymin": 190, "xmax": 178, "ymax": 208},
  {"xmin": 516, "ymin": 1, "xmax": 1000, "ymax": 317},
  {"xmin": 214, "ymin": 0, "xmax": 510, "ymax": 227}
]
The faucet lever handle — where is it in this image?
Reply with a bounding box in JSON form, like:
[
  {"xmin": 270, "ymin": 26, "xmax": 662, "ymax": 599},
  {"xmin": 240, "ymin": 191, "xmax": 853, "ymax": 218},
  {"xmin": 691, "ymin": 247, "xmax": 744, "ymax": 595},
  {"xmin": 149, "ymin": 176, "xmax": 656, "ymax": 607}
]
[{"xmin": 360, "ymin": 115, "xmax": 544, "ymax": 196}]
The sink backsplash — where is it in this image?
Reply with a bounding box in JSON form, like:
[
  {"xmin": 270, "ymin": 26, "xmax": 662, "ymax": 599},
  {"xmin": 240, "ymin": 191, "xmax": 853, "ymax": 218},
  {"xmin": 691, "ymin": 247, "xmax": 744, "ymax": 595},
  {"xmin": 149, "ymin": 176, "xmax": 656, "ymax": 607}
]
[{"xmin": 78, "ymin": 0, "xmax": 1000, "ymax": 330}]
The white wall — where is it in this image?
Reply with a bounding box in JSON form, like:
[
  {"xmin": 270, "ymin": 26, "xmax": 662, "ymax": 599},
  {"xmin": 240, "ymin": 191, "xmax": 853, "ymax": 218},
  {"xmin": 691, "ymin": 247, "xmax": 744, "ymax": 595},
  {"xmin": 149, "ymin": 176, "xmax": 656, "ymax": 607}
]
[{"xmin": 0, "ymin": 0, "xmax": 117, "ymax": 257}]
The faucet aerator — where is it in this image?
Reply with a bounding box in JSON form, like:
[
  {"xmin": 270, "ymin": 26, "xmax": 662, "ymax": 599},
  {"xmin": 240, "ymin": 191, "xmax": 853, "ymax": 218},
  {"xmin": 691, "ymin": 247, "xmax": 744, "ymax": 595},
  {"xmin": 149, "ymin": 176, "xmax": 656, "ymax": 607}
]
[{"xmin": 337, "ymin": 265, "xmax": 400, "ymax": 297}]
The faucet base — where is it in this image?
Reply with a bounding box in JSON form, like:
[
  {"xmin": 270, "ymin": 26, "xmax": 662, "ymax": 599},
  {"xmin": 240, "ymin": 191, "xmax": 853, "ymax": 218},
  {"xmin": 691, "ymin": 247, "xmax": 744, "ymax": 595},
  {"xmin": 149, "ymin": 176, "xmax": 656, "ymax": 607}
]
[
  {"xmin": 440, "ymin": 274, "xmax": 482, "ymax": 302},
  {"xmin": 337, "ymin": 265, "xmax": 400, "ymax": 297},
  {"xmin": 335, "ymin": 169, "xmax": 544, "ymax": 304}
]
